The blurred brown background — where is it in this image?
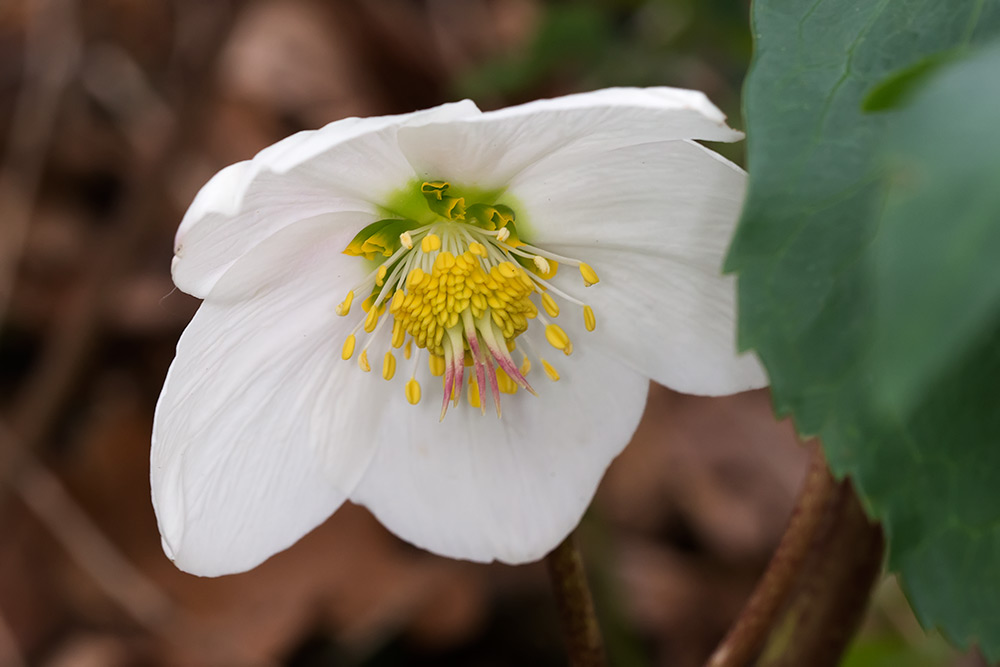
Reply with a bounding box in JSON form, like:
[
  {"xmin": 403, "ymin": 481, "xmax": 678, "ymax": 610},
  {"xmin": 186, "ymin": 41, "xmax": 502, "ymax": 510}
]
[{"xmin": 0, "ymin": 1, "xmax": 970, "ymax": 665}]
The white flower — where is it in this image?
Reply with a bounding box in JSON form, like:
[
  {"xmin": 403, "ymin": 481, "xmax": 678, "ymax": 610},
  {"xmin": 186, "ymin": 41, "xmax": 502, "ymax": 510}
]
[{"xmin": 152, "ymin": 87, "xmax": 766, "ymax": 577}]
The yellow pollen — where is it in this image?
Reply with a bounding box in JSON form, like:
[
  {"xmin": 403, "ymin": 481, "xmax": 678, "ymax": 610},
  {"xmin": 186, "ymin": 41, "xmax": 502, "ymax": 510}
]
[
  {"xmin": 341, "ymin": 335, "xmax": 356, "ymax": 360},
  {"xmin": 469, "ymin": 242, "xmax": 487, "ymax": 257},
  {"xmin": 364, "ymin": 306, "xmax": 379, "ymax": 333},
  {"xmin": 541, "ymin": 292, "xmax": 560, "ymax": 318},
  {"xmin": 336, "ymin": 291, "xmax": 354, "ymax": 316},
  {"xmin": 583, "ymin": 305, "xmax": 596, "ymax": 331},
  {"xmin": 544, "ymin": 324, "xmax": 571, "ymax": 351},
  {"xmin": 533, "ymin": 256, "xmax": 551, "ymax": 274},
  {"xmin": 428, "ymin": 354, "xmax": 446, "ymax": 377},
  {"xmin": 467, "ymin": 376, "xmax": 481, "ymax": 409},
  {"xmin": 496, "ymin": 366, "xmax": 518, "ymax": 394},
  {"xmin": 496, "ymin": 227, "xmax": 511, "ymax": 242},
  {"xmin": 421, "ymin": 233, "xmax": 441, "ymax": 252},
  {"xmin": 358, "ymin": 349, "xmax": 371, "ymax": 372},
  {"xmin": 383, "ymin": 351, "xmax": 396, "ymax": 380},
  {"xmin": 579, "ymin": 262, "xmax": 600, "ymax": 286},
  {"xmin": 390, "ymin": 255, "xmax": 535, "ymax": 357},
  {"xmin": 400, "ymin": 231, "xmax": 413, "ymax": 249},
  {"xmin": 405, "ymin": 378, "xmax": 421, "ymax": 405},
  {"xmin": 541, "ymin": 358, "xmax": 560, "ymax": 381},
  {"xmin": 376, "ymin": 265, "xmax": 387, "ymax": 286},
  {"xmin": 391, "ymin": 319, "xmax": 405, "ymax": 348}
]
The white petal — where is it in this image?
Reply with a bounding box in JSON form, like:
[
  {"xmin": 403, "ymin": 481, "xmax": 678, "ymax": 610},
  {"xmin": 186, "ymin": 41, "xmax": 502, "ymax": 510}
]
[
  {"xmin": 173, "ymin": 100, "xmax": 481, "ymax": 298},
  {"xmin": 349, "ymin": 343, "xmax": 649, "ymax": 564},
  {"xmin": 152, "ymin": 215, "xmax": 380, "ymax": 576},
  {"xmin": 515, "ymin": 139, "xmax": 766, "ymax": 395},
  {"xmin": 396, "ymin": 87, "xmax": 742, "ymax": 189}
]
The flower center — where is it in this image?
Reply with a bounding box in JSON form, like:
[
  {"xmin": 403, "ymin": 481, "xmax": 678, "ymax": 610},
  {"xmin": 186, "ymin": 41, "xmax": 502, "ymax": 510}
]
[{"xmin": 336, "ymin": 181, "xmax": 599, "ymax": 419}]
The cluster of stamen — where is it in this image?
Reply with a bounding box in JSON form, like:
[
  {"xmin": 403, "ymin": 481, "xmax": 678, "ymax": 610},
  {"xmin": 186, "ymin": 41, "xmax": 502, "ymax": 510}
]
[{"xmin": 336, "ymin": 181, "xmax": 599, "ymax": 420}]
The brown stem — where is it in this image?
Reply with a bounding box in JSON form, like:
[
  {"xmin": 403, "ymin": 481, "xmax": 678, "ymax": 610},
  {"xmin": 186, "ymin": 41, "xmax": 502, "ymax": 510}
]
[
  {"xmin": 757, "ymin": 480, "xmax": 884, "ymax": 667},
  {"xmin": 706, "ymin": 442, "xmax": 837, "ymax": 667},
  {"xmin": 545, "ymin": 532, "xmax": 607, "ymax": 667}
]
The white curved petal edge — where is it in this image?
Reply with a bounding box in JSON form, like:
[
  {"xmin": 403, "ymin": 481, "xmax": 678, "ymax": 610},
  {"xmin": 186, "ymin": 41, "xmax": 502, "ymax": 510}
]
[
  {"xmin": 350, "ymin": 344, "xmax": 650, "ymax": 564},
  {"xmin": 506, "ymin": 138, "xmax": 767, "ymax": 395},
  {"xmin": 396, "ymin": 86, "xmax": 744, "ymax": 189},
  {"xmin": 153, "ymin": 217, "xmax": 378, "ymax": 576},
  {"xmin": 172, "ymin": 100, "xmax": 482, "ymax": 298}
]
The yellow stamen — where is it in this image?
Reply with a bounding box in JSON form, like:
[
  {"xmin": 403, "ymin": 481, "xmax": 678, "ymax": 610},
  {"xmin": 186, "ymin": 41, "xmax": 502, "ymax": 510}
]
[
  {"xmin": 405, "ymin": 378, "xmax": 421, "ymax": 405},
  {"xmin": 541, "ymin": 358, "xmax": 560, "ymax": 381},
  {"xmin": 404, "ymin": 339, "xmax": 413, "ymax": 360},
  {"xmin": 382, "ymin": 351, "xmax": 396, "ymax": 380},
  {"xmin": 544, "ymin": 324, "xmax": 570, "ymax": 351},
  {"xmin": 467, "ymin": 377, "xmax": 481, "ymax": 408},
  {"xmin": 358, "ymin": 349, "xmax": 370, "ymax": 372},
  {"xmin": 541, "ymin": 292, "xmax": 560, "ymax": 318},
  {"xmin": 421, "ymin": 233, "xmax": 441, "ymax": 253},
  {"xmin": 376, "ymin": 265, "xmax": 387, "ymax": 287},
  {"xmin": 583, "ymin": 305, "xmax": 596, "ymax": 331},
  {"xmin": 341, "ymin": 335, "xmax": 356, "ymax": 360},
  {"xmin": 428, "ymin": 354, "xmax": 446, "ymax": 377},
  {"xmin": 391, "ymin": 319, "xmax": 405, "ymax": 348},
  {"xmin": 533, "ymin": 256, "xmax": 551, "ymax": 274},
  {"xmin": 579, "ymin": 262, "xmax": 599, "ymax": 286},
  {"xmin": 336, "ymin": 291, "xmax": 354, "ymax": 316},
  {"xmin": 520, "ymin": 357, "xmax": 531, "ymax": 376},
  {"xmin": 563, "ymin": 340, "xmax": 573, "ymax": 356},
  {"xmin": 364, "ymin": 306, "xmax": 379, "ymax": 333},
  {"xmin": 469, "ymin": 242, "xmax": 487, "ymax": 257},
  {"xmin": 496, "ymin": 366, "xmax": 518, "ymax": 394}
]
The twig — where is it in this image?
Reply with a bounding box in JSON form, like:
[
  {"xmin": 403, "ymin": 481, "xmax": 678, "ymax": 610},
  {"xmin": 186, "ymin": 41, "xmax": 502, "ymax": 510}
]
[
  {"xmin": 545, "ymin": 532, "xmax": 607, "ymax": 667},
  {"xmin": 706, "ymin": 442, "xmax": 837, "ymax": 667},
  {"xmin": 4, "ymin": 428, "xmax": 173, "ymax": 630},
  {"xmin": 0, "ymin": 599, "xmax": 26, "ymax": 667},
  {"xmin": 0, "ymin": 0, "xmax": 81, "ymax": 330}
]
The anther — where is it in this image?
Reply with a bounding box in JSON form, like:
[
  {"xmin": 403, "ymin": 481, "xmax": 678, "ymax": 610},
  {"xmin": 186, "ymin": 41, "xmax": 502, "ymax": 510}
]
[
  {"xmin": 383, "ymin": 351, "xmax": 396, "ymax": 380},
  {"xmin": 358, "ymin": 349, "xmax": 371, "ymax": 372},
  {"xmin": 544, "ymin": 324, "xmax": 570, "ymax": 351},
  {"xmin": 421, "ymin": 233, "xmax": 441, "ymax": 253},
  {"xmin": 376, "ymin": 265, "xmax": 387, "ymax": 287},
  {"xmin": 467, "ymin": 377, "xmax": 481, "ymax": 409},
  {"xmin": 579, "ymin": 262, "xmax": 600, "ymax": 286},
  {"xmin": 533, "ymin": 256, "xmax": 551, "ymax": 274},
  {"xmin": 541, "ymin": 292, "xmax": 559, "ymax": 318},
  {"xmin": 469, "ymin": 242, "xmax": 487, "ymax": 257},
  {"xmin": 496, "ymin": 227, "xmax": 511, "ymax": 242},
  {"xmin": 541, "ymin": 358, "xmax": 560, "ymax": 381},
  {"xmin": 428, "ymin": 354, "xmax": 446, "ymax": 377},
  {"xmin": 400, "ymin": 231, "xmax": 413, "ymax": 249},
  {"xmin": 583, "ymin": 305, "xmax": 596, "ymax": 331},
  {"xmin": 364, "ymin": 307, "xmax": 379, "ymax": 333},
  {"xmin": 405, "ymin": 378, "xmax": 421, "ymax": 405},
  {"xmin": 341, "ymin": 335, "xmax": 356, "ymax": 360},
  {"xmin": 336, "ymin": 291, "xmax": 354, "ymax": 316}
]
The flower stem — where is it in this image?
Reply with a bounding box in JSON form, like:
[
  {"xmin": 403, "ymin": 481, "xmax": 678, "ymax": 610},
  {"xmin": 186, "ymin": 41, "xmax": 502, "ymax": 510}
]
[
  {"xmin": 756, "ymin": 478, "xmax": 884, "ymax": 667},
  {"xmin": 545, "ymin": 532, "xmax": 607, "ymax": 667},
  {"xmin": 706, "ymin": 442, "xmax": 837, "ymax": 667}
]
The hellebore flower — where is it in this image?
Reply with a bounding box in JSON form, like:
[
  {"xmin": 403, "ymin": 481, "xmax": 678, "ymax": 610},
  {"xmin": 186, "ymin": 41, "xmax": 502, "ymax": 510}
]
[{"xmin": 152, "ymin": 88, "xmax": 766, "ymax": 576}]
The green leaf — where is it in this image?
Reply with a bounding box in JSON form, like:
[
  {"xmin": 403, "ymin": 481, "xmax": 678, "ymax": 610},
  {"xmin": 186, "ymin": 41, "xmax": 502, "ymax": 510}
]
[
  {"xmin": 873, "ymin": 43, "xmax": 1000, "ymax": 413},
  {"xmin": 861, "ymin": 49, "xmax": 964, "ymax": 112},
  {"xmin": 726, "ymin": 0, "xmax": 1000, "ymax": 657}
]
